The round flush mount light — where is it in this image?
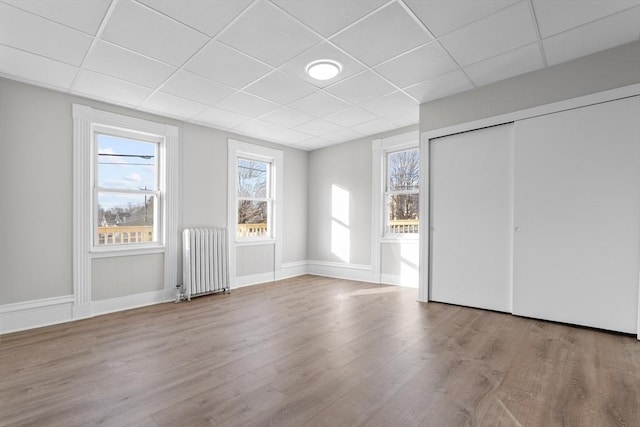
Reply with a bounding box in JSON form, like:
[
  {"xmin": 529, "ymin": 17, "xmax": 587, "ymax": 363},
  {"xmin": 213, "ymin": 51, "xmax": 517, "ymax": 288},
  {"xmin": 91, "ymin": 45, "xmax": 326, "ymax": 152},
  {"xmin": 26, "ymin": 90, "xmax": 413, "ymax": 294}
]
[{"xmin": 306, "ymin": 59, "xmax": 342, "ymax": 80}]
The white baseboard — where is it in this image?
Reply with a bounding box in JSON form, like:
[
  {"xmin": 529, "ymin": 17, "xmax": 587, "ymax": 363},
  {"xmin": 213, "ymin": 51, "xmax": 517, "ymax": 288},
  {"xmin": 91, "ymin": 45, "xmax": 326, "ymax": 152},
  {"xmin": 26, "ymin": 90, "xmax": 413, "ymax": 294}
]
[
  {"xmin": 307, "ymin": 260, "xmax": 376, "ymax": 283},
  {"xmin": 232, "ymin": 272, "xmax": 275, "ymax": 289},
  {"xmin": 380, "ymin": 273, "xmax": 419, "ymax": 288},
  {"xmin": 276, "ymin": 261, "xmax": 308, "ymax": 280},
  {"xmin": 0, "ymin": 295, "xmax": 75, "ymax": 334},
  {"xmin": 91, "ymin": 289, "xmax": 171, "ymax": 317}
]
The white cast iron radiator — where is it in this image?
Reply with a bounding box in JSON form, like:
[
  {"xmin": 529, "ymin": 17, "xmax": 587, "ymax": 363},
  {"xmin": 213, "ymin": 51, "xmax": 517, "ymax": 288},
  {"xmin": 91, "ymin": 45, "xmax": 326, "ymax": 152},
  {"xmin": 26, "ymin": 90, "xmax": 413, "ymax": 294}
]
[{"xmin": 182, "ymin": 228, "xmax": 230, "ymax": 301}]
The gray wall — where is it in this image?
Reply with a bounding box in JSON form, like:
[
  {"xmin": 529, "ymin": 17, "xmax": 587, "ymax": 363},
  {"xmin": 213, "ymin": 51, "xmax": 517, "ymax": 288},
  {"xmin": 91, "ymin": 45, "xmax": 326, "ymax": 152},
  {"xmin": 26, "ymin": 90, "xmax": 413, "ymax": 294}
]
[
  {"xmin": 420, "ymin": 41, "xmax": 640, "ymax": 133},
  {"xmin": 0, "ymin": 78, "xmax": 308, "ymax": 305},
  {"xmin": 307, "ymin": 125, "xmax": 417, "ymax": 266}
]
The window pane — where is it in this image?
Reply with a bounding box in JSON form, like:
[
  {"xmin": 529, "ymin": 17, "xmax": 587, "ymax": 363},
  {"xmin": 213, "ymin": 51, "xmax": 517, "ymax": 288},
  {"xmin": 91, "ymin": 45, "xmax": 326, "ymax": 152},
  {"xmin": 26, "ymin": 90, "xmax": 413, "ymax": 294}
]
[
  {"xmin": 238, "ymin": 159, "xmax": 267, "ymax": 198},
  {"xmin": 237, "ymin": 200, "xmax": 268, "ymax": 238},
  {"xmin": 388, "ymin": 148, "xmax": 419, "ymax": 191},
  {"xmin": 97, "ymin": 134, "xmax": 157, "ymax": 191},
  {"xmin": 97, "ymin": 192, "xmax": 156, "ymax": 245},
  {"xmin": 387, "ymin": 194, "xmax": 419, "ymax": 234}
]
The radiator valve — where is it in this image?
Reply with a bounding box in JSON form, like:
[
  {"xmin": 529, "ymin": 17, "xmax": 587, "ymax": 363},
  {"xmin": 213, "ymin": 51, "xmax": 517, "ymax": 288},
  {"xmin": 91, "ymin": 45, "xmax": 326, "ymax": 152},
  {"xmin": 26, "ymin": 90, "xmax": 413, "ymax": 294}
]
[{"xmin": 175, "ymin": 284, "xmax": 182, "ymax": 303}]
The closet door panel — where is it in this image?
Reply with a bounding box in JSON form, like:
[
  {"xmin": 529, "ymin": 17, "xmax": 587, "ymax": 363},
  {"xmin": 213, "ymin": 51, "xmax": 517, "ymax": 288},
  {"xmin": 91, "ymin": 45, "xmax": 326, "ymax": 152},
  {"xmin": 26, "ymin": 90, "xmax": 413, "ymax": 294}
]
[
  {"xmin": 430, "ymin": 124, "xmax": 514, "ymax": 312},
  {"xmin": 513, "ymin": 96, "xmax": 640, "ymax": 333}
]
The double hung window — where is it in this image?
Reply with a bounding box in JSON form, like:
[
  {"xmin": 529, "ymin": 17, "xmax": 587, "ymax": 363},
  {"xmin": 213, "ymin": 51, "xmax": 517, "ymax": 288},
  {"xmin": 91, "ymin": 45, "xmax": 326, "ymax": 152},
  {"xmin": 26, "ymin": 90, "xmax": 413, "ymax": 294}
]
[{"xmin": 385, "ymin": 147, "xmax": 419, "ymax": 235}]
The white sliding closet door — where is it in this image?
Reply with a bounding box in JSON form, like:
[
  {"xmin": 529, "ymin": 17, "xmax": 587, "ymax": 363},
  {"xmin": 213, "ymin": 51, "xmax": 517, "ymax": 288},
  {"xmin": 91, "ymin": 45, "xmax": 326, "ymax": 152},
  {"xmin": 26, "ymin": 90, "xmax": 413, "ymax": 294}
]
[
  {"xmin": 430, "ymin": 124, "xmax": 514, "ymax": 312},
  {"xmin": 513, "ymin": 96, "xmax": 640, "ymax": 334}
]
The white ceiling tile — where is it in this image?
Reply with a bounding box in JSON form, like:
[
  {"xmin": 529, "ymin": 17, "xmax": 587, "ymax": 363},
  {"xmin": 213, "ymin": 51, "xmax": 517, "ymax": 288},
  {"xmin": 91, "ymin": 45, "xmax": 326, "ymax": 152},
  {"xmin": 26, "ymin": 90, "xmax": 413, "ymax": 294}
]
[
  {"xmin": 83, "ymin": 41, "xmax": 176, "ymax": 88},
  {"xmin": 0, "ymin": 2, "xmax": 92, "ymax": 65},
  {"xmin": 161, "ymin": 70, "xmax": 235, "ymax": 106},
  {"xmin": 186, "ymin": 41, "xmax": 272, "ymax": 89},
  {"xmin": 404, "ymin": 70, "xmax": 473, "ymax": 103},
  {"xmin": 385, "ymin": 108, "xmax": 419, "ymax": 128},
  {"xmin": 439, "ymin": 1, "xmax": 538, "ymax": 66},
  {"xmin": 294, "ymin": 137, "xmax": 333, "ymax": 150},
  {"xmin": 215, "ymin": 92, "xmax": 280, "ymax": 117},
  {"xmin": 375, "ymin": 42, "xmax": 458, "ymax": 88},
  {"xmin": 233, "ymin": 120, "xmax": 310, "ymax": 145},
  {"xmin": 325, "ymin": 70, "xmax": 396, "ymax": 104},
  {"xmin": 271, "ymin": 0, "xmax": 387, "ymax": 37},
  {"xmin": 260, "ymin": 107, "xmax": 315, "ymax": 128},
  {"xmin": 217, "ymin": 1, "xmax": 321, "ymax": 67},
  {"xmin": 101, "ymin": 0, "xmax": 209, "ymax": 66},
  {"xmin": 192, "ymin": 107, "xmax": 252, "ymax": 129},
  {"xmin": 404, "ymin": 0, "xmax": 518, "ymax": 37},
  {"xmin": 0, "ymin": 45, "xmax": 78, "ymax": 89},
  {"xmin": 137, "ymin": 0, "xmax": 252, "ymax": 37},
  {"xmin": 543, "ymin": 6, "xmax": 640, "ymax": 65},
  {"xmin": 351, "ymin": 117, "xmax": 397, "ymax": 135},
  {"xmin": 465, "ymin": 42, "xmax": 544, "ymax": 87},
  {"xmin": 244, "ymin": 70, "xmax": 317, "ymax": 104},
  {"xmin": 295, "ymin": 119, "xmax": 342, "ymax": 136},
  {"xmin": 73, "ymin": 70, "xmax": 153, "ymax": 106},
  {"xmin": 323, "ymin": 128, "xmax": 363, "ymax": 143},
  {"xmin": 3, "ymin": 0, "xmax": 110, "ymax": 35},
  {"xmin": 288, "ymin": 91, "xmax": 351, "ymax": 117},
  {"xmin": 533, "ymin": 0, "xmax": 640, "ymax": 38},
  {"xmin": 279, "ymin": 42, "xmax": 366, "ymax": 88},
  {"xmin": 324, "ymin": 107, "xmax": 378, "ymax": 127},
  {"xmin": 360, "ymin": 91, "xmax": 418, "ymax": 117},
  {"xmin": 331, "ymin": 2, "xmax": 431, "ymax": 66},
  {"xmin": 140, "ymin": 91, "xmax": 208, "ymax": 118}
]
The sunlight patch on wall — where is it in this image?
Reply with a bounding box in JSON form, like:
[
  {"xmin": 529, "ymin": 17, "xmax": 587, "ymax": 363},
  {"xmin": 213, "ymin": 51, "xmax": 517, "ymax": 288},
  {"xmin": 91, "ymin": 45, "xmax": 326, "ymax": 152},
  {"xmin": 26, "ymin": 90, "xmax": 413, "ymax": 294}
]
[{"xmin": 331, "ymin": 184, "xmax": 350, "ymax": 262}]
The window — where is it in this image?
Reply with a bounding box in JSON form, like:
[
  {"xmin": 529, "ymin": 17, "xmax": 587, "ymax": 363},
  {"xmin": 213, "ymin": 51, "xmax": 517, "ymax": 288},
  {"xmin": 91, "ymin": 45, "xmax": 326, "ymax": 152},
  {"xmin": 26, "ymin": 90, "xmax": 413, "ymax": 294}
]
[
  {"xmin": 94, "ymin": 131, "xmax": 160, "ymax": 247},
  {"xmin": 236, "ymin": 158, "xmax": 272, "ymax": 238},
  {"xmin": 385, "ymin": 147, "xmax": 419, "ymax": 235}
]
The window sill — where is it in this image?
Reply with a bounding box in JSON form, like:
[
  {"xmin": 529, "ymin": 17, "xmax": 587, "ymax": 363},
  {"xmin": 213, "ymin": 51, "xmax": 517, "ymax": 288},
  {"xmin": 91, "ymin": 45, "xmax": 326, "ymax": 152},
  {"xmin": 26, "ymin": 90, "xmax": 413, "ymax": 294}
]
[
  {"xmin": 381, "ymin": 236, "xmax": 419, "ymax": 243},
  {"xmin": 235, "ymin": 239, "xmax": 276, "ymax": 247},
  {"xmin": 90, "ymin": 245, "xmax": 166, "ymax": 258}
]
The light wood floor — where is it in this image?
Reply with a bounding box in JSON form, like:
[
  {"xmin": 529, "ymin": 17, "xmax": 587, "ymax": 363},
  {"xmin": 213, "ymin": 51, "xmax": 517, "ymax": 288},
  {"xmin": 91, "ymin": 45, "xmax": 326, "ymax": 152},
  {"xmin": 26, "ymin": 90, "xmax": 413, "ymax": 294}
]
[{"xmin": 1, "ymin": 275, "xmax": 638, "ymax": 426}]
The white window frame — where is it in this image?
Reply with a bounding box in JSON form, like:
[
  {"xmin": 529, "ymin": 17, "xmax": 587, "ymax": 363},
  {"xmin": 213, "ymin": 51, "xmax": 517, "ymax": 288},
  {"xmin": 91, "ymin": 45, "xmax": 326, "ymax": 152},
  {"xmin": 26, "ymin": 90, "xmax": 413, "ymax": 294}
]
[
  {"xmin": 92, "ymin": 125, "xmax": 164, "ymax": 251},
  {"xmin": 235, "ymin": 155, "xmax": 274, "ymax": 241},
  {"xmin": 72, "ymin": 104, "xmax": 179, "ymax": 317},
  {"xmin": 383, "ymin": 146, "xmax": 420, "ymax": 237},
  {"xmin": 227, "ymin": 139, "xmax": 283, "ymax": 284}
]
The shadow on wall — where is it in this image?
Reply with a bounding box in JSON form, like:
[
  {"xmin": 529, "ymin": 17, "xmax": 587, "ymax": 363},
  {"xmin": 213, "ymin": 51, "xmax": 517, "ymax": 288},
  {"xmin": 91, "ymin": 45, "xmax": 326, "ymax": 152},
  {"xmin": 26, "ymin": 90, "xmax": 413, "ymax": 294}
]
[{"xmin": 331, "ymin": 184, "xmax": 350, "ymax": 263}]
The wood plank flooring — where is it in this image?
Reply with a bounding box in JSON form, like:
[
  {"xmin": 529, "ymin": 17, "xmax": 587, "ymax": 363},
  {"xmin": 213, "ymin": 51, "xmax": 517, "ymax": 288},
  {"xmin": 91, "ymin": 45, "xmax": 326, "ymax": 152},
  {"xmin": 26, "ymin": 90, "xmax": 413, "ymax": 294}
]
[{"xmin": 1, "ymin": 275, "xmax": 638, "ymax": 426}]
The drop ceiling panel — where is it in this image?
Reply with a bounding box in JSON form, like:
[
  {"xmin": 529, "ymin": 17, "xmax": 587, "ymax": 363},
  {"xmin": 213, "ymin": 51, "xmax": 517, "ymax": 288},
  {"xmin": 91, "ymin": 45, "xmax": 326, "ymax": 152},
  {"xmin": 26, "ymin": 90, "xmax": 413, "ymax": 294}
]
[
  {"xmin": 234, "ymin": 120, "xmax": 310, "ymax": 144},
  {"xmin": 404, "ymin": 0, "xmax": 518, "ymax": 37},
  {"xmin": 73, "ymin": 70, "xmax": 153, "ymax": 106},
  {"xmin": 186, "ymin": 41, "xmax": 272, "ymax": 89},
  {"xmin": 533, "ymin": 0, "xmax": 640, "ymax": 38},
  {"xmin": 138, "ymin": 0, "xmax": 252, "ymax": 37},
  {"xmin": 374, "ymin": 42, "xmax": 459, "ymax": 88},
  {"xmin": 2, "ymin": 0, "xmax": 110, "ymax": 35},
  {"xmin": 0, "ymin": 2, "xmax": 92, "ymax": 66},
  {"xmin": 140, "ymin": 91, "xmax": 208, "ymax": 119},
  {"xmin": 465, "ymin": 42, "xmax": 544, "ymax": 87},
  {"xmin": 0, "ymin": 45, "xmax": 78, "ymax": 89},
  {"xmin": 215, "ymin": 91, "xmax": 280, "ymax": 117},
  {"xmin": 386, "ymin": 108, "xmax": 420, "ymax": 128},
  {"xmin": 543, "ymin": 6, "xmax": 640, "ymax": 65},
  {"xmin": 279, "ymin": 42, "xmax": 366, "ymax": 88},
  {"xmin": 244, "ymin": 70, "xmax": 317, "ymax": 105},
  {"xmin": 217, "ymin": 1, "xmax": 321, "ymax": 67},
  {"xmin": 331, "ymin": 2, "xmax": 432, "ymax": 66},
  {"xmin": 260, "ymin": 107, "xmax": 315, "ymax": 128},
  {"xmin": 351, "ymin": 117, "xmax": 397, "ymax": 135},
  {"xmin": 193, "ymin": 107, "xmax": 251, "ymax": 129},
  {"xmin": 323, "ymin": 127, "xmax": 363, "ymax": 143},
  {"xmin": 361, "ymin": 91, "xmax": 418, "ymax": 117},
  {"xmin": 101, "ymin": 0, "xmax": 209, "ymax": 66},
  {"xmin": 161, "ymin": 70, "xmax": 235, "ymax": 106},
  {"xmin": 325, "ymin": 70, "xmax": 396, "ymax": 104},
  {"xmin": 294, "ymin": 137, "xmax": 332, "ymax": 150},
  {"xmin": 289, "ymin": 91, "xmax": 351, "ymax": 117},
  {"xmin": 83, "ymin": 41, "xmax": 176, "ymax": 88},
  {"xmin": 440, "ymin": 1, "xmax": 537, "ymax": 66},
  {"xmin": 404, "ymin": 70, "xmax": 473, "ymax": 103},
  {"xmin": 324, "ymin": 107, "xmax": 378, "ymax": 127},
  {"xmin": 271, "ymin": 0, "xmax": 388, "ymax": 37},
  {"xmin": 294, "ymin": 119, "xmax": 342, "ymax": 136}
]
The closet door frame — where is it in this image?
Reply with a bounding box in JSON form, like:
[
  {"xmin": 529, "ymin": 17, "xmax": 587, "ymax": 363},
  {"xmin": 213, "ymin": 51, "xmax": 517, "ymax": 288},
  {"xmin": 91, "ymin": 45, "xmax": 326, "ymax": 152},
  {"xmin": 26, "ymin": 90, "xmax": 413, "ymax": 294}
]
[{"xmin": 418, "ymin": 83, "xmax": 640, "ymax": 339}]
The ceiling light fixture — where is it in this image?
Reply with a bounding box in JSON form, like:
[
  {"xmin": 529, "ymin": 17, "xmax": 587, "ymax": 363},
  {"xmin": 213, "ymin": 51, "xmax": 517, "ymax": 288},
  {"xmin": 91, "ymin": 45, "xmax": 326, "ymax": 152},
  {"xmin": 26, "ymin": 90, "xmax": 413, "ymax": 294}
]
[{"xmin": 306, "ymin": 60, "xmax": 342, "ymax": 80}]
